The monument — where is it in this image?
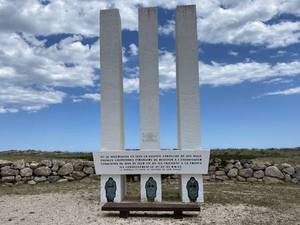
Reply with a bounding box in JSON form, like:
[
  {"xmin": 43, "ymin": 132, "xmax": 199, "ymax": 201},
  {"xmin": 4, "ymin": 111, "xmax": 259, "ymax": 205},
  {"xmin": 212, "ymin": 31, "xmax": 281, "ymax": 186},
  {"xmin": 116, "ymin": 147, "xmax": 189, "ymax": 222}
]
[{"xmin": 94, "ymin": 5, "xmax": 210, "ymax": 218}]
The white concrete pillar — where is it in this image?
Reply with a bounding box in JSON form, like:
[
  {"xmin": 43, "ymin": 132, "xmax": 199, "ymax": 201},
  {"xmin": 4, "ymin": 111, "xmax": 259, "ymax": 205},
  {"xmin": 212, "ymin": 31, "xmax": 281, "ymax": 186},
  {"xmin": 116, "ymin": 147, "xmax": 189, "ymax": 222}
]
[
  {"xmin": 138, "ymin": 7, "xmax": 162, "ymax": 202},
  {"xmin": 100, "ymin": 9, "xmax": 125, "ymax": 203},
  {"xmin": 176, "ymin": 5, "xmax": 203, "ymax": 203}
]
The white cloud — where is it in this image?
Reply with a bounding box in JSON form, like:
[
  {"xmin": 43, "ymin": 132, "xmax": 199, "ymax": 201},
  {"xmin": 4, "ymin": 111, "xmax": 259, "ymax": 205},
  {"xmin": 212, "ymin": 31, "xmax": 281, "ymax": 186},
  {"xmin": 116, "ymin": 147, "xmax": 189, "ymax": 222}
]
[
  {"xmin": 123, "ymin": 78, "xmax": 139, "ymax": 93},
  {"xmin": 201, "ymin": 59, "xmax": 300, "ymax": 86},
  {"xmin": 122, "ymin": 51, "xmax": 300, "ymax": 92},
  {"xmin": 159, "ymin": 20, "xmax": 175, "ymax": 36},
  {"xmin": 0, "ymin": 33, "xmax": 98, "ymax": 87},
  {"xmin": 1, "ymin": 0, "xmax": 299, "ymax": 48},
  {"xmin": 1, "ymin": 0, "xmax": 300, "ymax": 112},
  {"xmin": 228, "ymin": 50, "xmax": 238, "ymax": 56},
  {"xmin": 0, "ymin": 86, "xmax": 65, "ymax": 113},
  {"xmin": 262, "ymin": 78, "xmax": 293, "ymax": 84},
  {"xmin": 264, "ymin": 86, "xmax": 300, "ymax": 96},
  {"xmin": 80, "ymin": 93, "xmax": 101, "ymax": 102},
  {"xmin": 157, "ymin": 51, "xmax": 300, "ymax": 88},
  {"xmin": 128, "ymin": 43, "xmax": 138, "ymax": 56},
  {"xmin": 0, "ymin": 32, "xmax": 99, "ymax": 112}
]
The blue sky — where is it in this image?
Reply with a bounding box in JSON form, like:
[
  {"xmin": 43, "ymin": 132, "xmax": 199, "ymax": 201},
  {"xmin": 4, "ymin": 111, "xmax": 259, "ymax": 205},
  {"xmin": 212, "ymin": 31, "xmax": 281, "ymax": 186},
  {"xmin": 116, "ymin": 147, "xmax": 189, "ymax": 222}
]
[{"xmin": 0, "ymin": 0, "xmax": 300, "ymax": 151}]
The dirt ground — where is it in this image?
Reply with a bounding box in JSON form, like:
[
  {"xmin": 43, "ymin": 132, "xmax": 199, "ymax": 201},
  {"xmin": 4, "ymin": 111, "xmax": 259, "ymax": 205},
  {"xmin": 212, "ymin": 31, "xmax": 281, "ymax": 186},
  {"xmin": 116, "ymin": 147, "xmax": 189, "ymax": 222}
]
[{"xmin": 0, "ymin": 180, "xmax": 299, "ymax": 225}]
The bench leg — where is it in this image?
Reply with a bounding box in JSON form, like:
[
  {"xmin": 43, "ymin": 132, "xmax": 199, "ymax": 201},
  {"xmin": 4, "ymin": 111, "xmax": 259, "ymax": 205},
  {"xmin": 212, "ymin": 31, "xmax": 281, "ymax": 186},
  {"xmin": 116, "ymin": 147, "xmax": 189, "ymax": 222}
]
[
  {"xmin": 174, "ymin": 210, "xmax": 183, "ymax": 219},
  {"xmin": 119, "ymin": 211, "xmax": 129, "ymax": 218}
]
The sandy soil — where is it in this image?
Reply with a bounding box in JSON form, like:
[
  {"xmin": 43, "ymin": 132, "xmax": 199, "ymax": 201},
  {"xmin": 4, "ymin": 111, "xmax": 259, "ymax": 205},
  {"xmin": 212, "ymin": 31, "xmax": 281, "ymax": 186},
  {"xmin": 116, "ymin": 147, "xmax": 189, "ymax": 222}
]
[{"xmin": 0, "ymin": 188, "xmax": 299, "ymax": 225}]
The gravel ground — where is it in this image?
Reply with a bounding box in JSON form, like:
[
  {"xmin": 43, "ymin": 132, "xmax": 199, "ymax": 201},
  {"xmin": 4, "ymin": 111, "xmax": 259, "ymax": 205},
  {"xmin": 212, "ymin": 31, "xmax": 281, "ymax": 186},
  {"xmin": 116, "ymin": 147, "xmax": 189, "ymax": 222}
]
[{"xmin": 0, "ymin": 181, "xmax": 299, "ymax": 225}]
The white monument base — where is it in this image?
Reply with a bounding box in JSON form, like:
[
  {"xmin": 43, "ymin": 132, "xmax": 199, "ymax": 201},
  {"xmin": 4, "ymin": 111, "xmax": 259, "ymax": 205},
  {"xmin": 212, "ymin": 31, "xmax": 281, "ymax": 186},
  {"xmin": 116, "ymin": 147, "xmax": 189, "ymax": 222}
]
[
  {"xmin": 181, "ymin": 174, "xmax": 204, "ymax": 203},
  {"xmin": 101, "ymin": 175, "xmax": 125, "ymax": 203},
  {"xmin": 140, "ymin": 175, "xmax": 162, "ymax": 202}
]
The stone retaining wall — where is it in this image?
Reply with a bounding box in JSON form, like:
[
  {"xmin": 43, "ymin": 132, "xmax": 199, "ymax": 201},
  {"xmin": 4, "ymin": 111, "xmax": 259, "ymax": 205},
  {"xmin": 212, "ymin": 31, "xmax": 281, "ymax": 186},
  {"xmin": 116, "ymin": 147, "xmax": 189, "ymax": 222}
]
[
  {"xmin": 0, "ymin": 159, "xmax": 98, "ymax": 185},
  {"xmin": 0, "ymin": 159, "xmax": 299, "ymax": 185},
  {"xmin": 205, "ymin": 158, "xmax": 299, "ymax": 184}
]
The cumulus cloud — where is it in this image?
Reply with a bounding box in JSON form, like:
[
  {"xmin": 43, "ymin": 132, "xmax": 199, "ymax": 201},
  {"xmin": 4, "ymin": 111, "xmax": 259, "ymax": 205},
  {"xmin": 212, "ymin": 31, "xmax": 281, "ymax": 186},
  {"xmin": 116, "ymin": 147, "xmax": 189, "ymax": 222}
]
[
  {"xmin": 0, "ymin": 33, "xmax": 99, "ymax": 112},
  {"xmin": 1, "ymin": 0, "xmax": 299, "ymax": 47},
  {"xmin": 0, "ymin": 86, "xmax": 65, "ymax": 113},
  {"xmin": 123, "ymin": 51, "xmax": 300, "ymax": 91},
  {"xmin": 1, "ymin": 0, "xmax": 300, "ymax": 112}
]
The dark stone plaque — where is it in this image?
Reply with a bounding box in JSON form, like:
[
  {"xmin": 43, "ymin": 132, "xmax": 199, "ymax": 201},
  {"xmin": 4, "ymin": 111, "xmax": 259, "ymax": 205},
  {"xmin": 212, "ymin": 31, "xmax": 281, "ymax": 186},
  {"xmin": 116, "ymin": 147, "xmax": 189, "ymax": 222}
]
[
  {"xmin": 186, "ymin": 177, "xmax": 199, "ymax": 202},
  {"xmin": 105, "ymin": 177, "xmax": 116, "ymax": 202},
  {"xmin": 145, "ymin": 177, "xmax": 157, "ymax": 202}
]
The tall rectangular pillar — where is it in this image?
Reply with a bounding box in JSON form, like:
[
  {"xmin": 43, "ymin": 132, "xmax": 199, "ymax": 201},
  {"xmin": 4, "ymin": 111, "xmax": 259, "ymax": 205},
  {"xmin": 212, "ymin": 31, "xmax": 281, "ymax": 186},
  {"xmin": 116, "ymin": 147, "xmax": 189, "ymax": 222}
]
[
  {"xmin": 100, "ymin": 9, "xmax": 125, "ymax": 203},
  {"xmin": 138, "ymin": 7, "xmax": 162, "ymax": 202},
  {"xmin": 176, "ymin": 5, "xmax": 203, "ymax": 203}
]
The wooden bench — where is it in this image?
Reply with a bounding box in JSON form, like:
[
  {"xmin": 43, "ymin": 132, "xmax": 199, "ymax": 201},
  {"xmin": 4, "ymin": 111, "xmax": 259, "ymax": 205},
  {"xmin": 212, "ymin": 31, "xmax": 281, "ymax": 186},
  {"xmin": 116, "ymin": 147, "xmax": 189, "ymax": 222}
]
[{"xmin": 102, "ymin": 202, "xmax": 200, "ymax": 219}]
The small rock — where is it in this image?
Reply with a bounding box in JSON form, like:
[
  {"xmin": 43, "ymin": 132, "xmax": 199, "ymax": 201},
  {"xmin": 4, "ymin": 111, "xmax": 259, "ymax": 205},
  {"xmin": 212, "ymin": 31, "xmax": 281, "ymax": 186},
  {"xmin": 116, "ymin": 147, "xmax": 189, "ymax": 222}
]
[
  {"xmin": 34, "ymin": 176, "xmax": 47, "ymax": 183},
  {"xmin": 251, "ymin": 162, "xmax": 266, "ymax": 171},
  {"xmin": 1, "ymin": 176, "xmax": 15, "ymax": 183},
  {"xmin": 265, "ymin": 166, "xmax": 284, "ymax": 179},
  {"xmin": 83, "ymin": 166, "xmax": 94, "ymax": 175},
  {"xmin": 226, "ymin": 160, "xmax": 235, "ymax": 164},
  {"xmin": 58, "ymin": 163, "xmax": 73, "ymax": 176},
  {"xmin": 72, "ymin": 171, "xmax": 86, "ymax": 180},
  {"xmin": 0, "ymin": 160, "xmax": 13, "ymax": 167},
  {"xmin": 48, "ymin": 176, "xmax": 60, "ymax": 183},
  {"xmin": 51, "ymin": 160, "xmax": 63, "ymax": 172},
  {"xmin": 224, "ymin": 164, "xmax": 234, "ymax": 172},
  {"xmin": 253, "ymin": 170, "xmax": 264, "ymax": 179},
  {"xmin": 215, "ymin": 171, "xmax": 225, "ymax": 176},
  {"xmin": 216, "ymin": 175, "xmax": 228, "ymax": 181},
  {"xmin": 282, "ymin": 167, "xmax": 295, "ymax": 175},
  {"xmin": 57, "ymin": 179, "xmax": 68, "ymax": 183},
  {"xmin": 208, "ymin": 165, "xmax": 216, "ymax": 172},
  {"xmin": 234, "ymin": 161, "xmax": 243, "ymax": 170},
  {"xmin": 239, "ymin": 168, "xmax": 253, "ymax": 178},
  {"xmin": 73, "ymin": 160, "xmax": 84, "ymax": 171},
  {"xmin": 247, "ymin": 177, "xmax": 257, "ymax": 182},
  {"xmin": 227, "ymin": 168, "xmax": 238, "ymax": 178},
  {"xmin": 1, "ymin": 166, "xmax": 19, "ymax": 176},
  {"xmin": 281, "ymin": 163, "xmax": 292, "ymax": 168},
  {"xmin": 64, "ymin": 176, "xmax": 75, "ymax": 181},
  {"xmin": 29, "ymin": 162, "xmax": 40, "ymax": 169},
  {"xmin": 20, "ymin": 168, "xmax": 33, "ymax": 177},
  {"xmin": 83, "ymin": 161, "xmax": 94, "ymax": 167},
  {"xmin": 265, "ymin": 162, "xmax": 272, "ymax": 167},
  {"xmin": 22, "ymin": 176, "xmax": 33, "ymax": 181},
  {"xmin": 291, "ymin": 178, "xmax": 298, "ymax": 184},
  {"xmin": 34, "ymin": 166, "xmax": 51, "ymax": 176},
  {"xmin": 284, "ymin": 174, "xmax": 291, "ymax": 182},
  {"xmin": 263, "ymin": 176, "xmax": 284, "ymax": 184},
  {"xmin": 40, "ymin": 160, "xmax": 52, "ymax": 167},
  {"xmin": 12, "ymin": 160, "xmax": 25, "ymax": 169},
  {"xmin": 28, "ymin": 180, "xmax": 36, "ymax": 185},
  {"xmin": 236, "ymin": 176, "xmax": 246, "ymax": 182},
  {"xmin": 15, "ymin": 175, "xmax": 22, "ymax": 182},
  {"xmin": 244, "ymin": 163, "xmax": 251, "ymax": 169}
]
